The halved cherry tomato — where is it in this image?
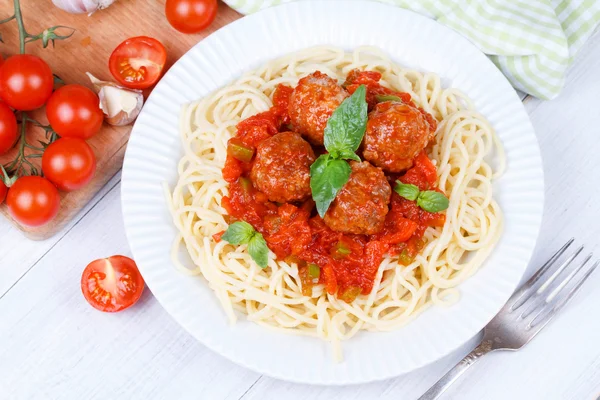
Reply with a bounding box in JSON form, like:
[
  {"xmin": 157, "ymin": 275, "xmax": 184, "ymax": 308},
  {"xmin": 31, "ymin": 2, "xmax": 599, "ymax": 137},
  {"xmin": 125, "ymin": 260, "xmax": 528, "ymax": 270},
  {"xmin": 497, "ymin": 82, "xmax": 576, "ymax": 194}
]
[
  {"xmin": 45, "ymin": 84, "xmax": 104, "ymax": 139},
  {"xmin": 42, "ymin": 138, "xmax": 97, "ymax": 192},
  {"xmin": 0, "ymin": 101, "xmax": 18, "ymax": 155},
  {"xmin": 81, "ymin": 255, "xmax": 145, "ymax": 313},
  {"xmin": 0, "ymin": 55, "xmax": 53, "ymax": 111},
  {"xmin": 6, "ymin": 176, "xmax": 60, "ymax": 227},
  {"xmin": 165, "ymin": 0, "xmax": 218, "ymax": 34},
  {"xmin": 108, "ymin": 36, "xmax": 167, "ymax": 89}
]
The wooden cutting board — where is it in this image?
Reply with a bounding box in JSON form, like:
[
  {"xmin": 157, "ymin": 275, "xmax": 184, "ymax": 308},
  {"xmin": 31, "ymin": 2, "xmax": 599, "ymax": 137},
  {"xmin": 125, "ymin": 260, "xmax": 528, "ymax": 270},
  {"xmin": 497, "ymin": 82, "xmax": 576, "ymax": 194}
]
[{"xmin": 0, "ymin": 0, "xmax": 241, "ymax": 240}]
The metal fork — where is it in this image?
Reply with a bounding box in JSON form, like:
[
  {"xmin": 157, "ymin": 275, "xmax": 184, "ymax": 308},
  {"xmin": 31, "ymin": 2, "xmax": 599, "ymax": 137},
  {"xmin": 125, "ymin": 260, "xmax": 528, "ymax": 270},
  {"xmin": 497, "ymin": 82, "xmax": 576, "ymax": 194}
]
[{"xmin": 419, "ymin": 238, "xmax": 599, "ymax": 400}]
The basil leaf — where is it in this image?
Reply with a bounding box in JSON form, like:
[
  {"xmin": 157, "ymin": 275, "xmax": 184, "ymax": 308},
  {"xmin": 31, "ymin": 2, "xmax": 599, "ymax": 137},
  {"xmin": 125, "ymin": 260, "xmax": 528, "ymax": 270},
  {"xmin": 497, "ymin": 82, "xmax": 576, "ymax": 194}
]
[
  {"xmin": 310, "ymin": 154, "xmax": 352, "ymax": 218},
  {"xmin": 375, "ymin": 94, "xmax": 402, "ymax": 102},
  {"xmin": 394, "ymin": 182, "xmax": 420, "ymax": 201},
  {"xmin": 324, "ymin": 85, "xmax": 367, "ymax": 158},
  {"xmin": 338, "ymin": 150, "xmax": 361, "ymax": 162},
  {"xmin": 221, "ymin": 221, "xmax": 255, "ymax": 245},
  {"xmin": 417, "ymin": 191, "xmax": 449, "ymax": 213},
  {"xmin": 222, "ymin": 221, "xmax": 269, "ymax": 268},
  {"xmin": 248, "ymin": 232, "xmax": 269, "ymax": 268}
]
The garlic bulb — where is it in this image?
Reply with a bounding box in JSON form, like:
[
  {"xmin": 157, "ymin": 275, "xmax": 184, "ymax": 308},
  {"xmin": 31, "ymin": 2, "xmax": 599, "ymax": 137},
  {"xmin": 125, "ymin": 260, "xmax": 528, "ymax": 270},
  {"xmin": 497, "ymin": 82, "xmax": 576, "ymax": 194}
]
[
  {"xmin": 52, "ymin": 0, "xmax": 116, "ymax": 14},
  {"xmin": 87, "ymin": 73, "xmax": 144, "ymax": 126}
]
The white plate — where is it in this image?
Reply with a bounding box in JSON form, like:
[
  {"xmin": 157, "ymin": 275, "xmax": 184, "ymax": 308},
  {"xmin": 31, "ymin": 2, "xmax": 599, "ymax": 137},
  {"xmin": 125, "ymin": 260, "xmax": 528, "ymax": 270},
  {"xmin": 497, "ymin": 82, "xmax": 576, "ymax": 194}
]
[{"xmin": 121, "ymin": 0, "xmax": 544, "ymax": 385}]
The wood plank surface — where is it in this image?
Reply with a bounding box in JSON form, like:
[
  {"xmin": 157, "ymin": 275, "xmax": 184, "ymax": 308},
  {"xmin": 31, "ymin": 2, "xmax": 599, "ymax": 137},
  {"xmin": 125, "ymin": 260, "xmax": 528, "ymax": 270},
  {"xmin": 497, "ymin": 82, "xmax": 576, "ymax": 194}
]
[{"xmin": 0, "ymin": 0, "xmax": 241, "ymax": 240}]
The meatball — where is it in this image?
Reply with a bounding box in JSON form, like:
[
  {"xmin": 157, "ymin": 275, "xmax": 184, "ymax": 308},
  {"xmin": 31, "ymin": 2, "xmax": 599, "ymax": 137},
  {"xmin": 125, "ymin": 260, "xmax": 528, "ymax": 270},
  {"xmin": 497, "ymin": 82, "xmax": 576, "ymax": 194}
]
[
  {"xmin": 324, "ymin": 161, "xmax": 391, "ymax": 235},
  {"xmin": 363, "ymin": 101, "xmax": 435, "ymax": 173},
  {"xmin": 289, "ymin": 71, "xmax": 349, "ymax": 145},
  {"xmin": 250, "ymin": 132, "xmax": 316, "ymax": 203}
]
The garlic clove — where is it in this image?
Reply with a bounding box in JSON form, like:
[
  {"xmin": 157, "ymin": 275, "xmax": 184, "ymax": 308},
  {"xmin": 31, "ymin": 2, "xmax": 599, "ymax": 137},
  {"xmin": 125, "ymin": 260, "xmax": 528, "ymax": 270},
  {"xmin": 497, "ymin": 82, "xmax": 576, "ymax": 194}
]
[
  {"xmin": 99, "ymin": 85, "xmax": 144, "ymax": 126},
  {"xmin": 52, "ymin": 0, "xmax": 85, "ymax": 13},
  {"xmin": 53, "ymin": 0, "xmax": 116, "ymax": 14},
  {"xmin": 86, "ymin": 72, "xmax": 144, "ymax": 126},
  {"xmin": 95, "ymin": 0, "xmax": 116, "ymax": 10}
]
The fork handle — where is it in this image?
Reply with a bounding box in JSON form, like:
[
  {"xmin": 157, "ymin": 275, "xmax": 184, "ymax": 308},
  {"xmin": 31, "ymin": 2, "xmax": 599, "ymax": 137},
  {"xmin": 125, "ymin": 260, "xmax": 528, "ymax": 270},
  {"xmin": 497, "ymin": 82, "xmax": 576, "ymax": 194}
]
[{"xmin": 418, "ymin": 339, "xmax": 494, "ymax": 400}]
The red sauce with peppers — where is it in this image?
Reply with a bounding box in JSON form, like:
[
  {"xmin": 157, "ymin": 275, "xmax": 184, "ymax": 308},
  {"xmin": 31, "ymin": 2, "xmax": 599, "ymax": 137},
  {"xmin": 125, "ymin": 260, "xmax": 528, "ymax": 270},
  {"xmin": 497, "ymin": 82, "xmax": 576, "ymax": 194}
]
[{"xmin": 220, "ymin": 74, "xmax": 446, "ymax": 302}]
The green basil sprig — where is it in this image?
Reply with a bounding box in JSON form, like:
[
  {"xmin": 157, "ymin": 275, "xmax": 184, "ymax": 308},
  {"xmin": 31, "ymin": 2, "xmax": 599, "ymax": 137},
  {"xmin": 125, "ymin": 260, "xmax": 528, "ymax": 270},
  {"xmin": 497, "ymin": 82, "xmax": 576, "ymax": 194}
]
[
  {"xmin": 394, "ymin": 182, "xmax": 420, "ymax": 201},
  {"xmin": 394, "ymin": 182, "xmax": 449, "ymax": 213},
  {"xmin": 222, "ymin": 221, "xmax": 269, "ymax": 268},
  {"xmin": 310, "ymin": 156, "xmax": 352, "ymax": 217},
  {"xmin": 310, "ymin": 85, "xmax": 368, "ymax": 217}
]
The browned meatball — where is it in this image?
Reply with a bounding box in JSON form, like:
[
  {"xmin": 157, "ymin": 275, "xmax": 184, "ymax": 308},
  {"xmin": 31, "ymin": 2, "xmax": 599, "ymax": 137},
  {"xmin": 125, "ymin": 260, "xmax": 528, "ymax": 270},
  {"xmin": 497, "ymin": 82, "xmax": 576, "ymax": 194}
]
[
  {"xmin": 250, "ymin": 132, "xmax": 316, "ymax": 203},
  {"xmin": 289, "ymin": 71, "xmax": 349, "ymax": 145},
  {"xmin": 363, "ymin": 101, "xmax": 435, "ymax": 173},
  {"xmin": 324, "ymin": 161, "xmax": 391, "ymax": 235}
]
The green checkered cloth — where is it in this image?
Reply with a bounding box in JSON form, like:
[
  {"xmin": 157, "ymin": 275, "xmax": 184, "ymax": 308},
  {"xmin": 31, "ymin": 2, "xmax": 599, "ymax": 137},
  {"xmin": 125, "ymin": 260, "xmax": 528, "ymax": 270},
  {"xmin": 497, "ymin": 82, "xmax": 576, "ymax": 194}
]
[{"xmin": 223, "ymin": 0, "xmax": 600, "ymax": 100}]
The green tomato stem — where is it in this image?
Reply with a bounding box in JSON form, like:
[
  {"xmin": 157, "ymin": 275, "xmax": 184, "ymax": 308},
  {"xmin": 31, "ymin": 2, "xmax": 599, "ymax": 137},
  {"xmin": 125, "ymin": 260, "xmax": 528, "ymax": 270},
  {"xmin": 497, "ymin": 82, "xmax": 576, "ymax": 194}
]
[
  {"xmin": 5, "ymin": 115, "xmax": 32, "ymax": 175},
  {"xmin": 13, "ymin": 0, "xmax": 26, "ymax": 54},
  {"xmin": 0, "ymin": 15, "xmax": 16, "ymax": 25}
]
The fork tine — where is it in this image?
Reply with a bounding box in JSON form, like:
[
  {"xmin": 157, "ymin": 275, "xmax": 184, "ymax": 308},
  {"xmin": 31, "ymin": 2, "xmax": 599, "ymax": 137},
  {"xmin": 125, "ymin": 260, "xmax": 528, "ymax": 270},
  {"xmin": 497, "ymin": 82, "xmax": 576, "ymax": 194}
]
[
  {"xmin": 510, "ymin": 238, "xmax": 575, "ymax": 311},
  {"xmin": 537, "ymin": 246, "xmax": 585, "ymax": 294},
  {"xmin": 519, "ymin": 252, "xmax": 592, "ymax": 319},
  {"xmin": 546, "ymin": 254, "xmax": 593, "ymax": 302},
  {"xmin": 526, "ymin": 259, "xmax": 599, "ymax": 334}
]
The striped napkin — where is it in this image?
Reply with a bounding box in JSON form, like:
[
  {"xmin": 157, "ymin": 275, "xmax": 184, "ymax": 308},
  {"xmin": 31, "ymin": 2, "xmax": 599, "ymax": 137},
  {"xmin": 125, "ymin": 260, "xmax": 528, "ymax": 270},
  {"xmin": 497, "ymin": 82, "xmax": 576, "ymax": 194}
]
[{"xmin": 223, "ymin": 0, "xmax": 600, "ymax": 100}]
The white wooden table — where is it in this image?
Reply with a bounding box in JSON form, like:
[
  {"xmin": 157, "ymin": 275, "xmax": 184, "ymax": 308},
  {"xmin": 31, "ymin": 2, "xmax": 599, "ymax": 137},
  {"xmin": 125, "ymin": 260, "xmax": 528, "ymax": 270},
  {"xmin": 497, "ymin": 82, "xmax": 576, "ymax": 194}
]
[{"xmin": 2, "ymin": 31, "xmax": 600, "ymax": 400}]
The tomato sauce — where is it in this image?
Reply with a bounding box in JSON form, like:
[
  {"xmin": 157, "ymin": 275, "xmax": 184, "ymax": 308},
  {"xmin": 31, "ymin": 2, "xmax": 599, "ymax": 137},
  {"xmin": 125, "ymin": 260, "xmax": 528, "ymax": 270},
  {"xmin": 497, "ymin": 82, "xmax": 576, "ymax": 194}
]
[
  {"xmin": 344, "ymin": 69, "xmax": 438, "ymax": 132},
  {"xmin": 344, "ymin": 69, "xmax": 414, "ymax": 110},
  {"xmin": 220, "ymin": 82, "xmax": 446, "ymax": 302},
  {"xmin": 222, "ymin": 85, "xmax": 292, "ymax": 184}
]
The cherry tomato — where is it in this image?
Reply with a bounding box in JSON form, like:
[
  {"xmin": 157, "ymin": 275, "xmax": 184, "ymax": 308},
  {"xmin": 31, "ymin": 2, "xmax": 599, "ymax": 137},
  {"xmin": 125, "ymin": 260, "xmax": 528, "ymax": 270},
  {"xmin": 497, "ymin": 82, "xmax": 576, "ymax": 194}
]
[
  {"xmin": 165, "ymin": 0, "xmax": 218, "ymax": 34},
  {"xmin": 42, "ymin": 138, "xmax": 96, "ymax": 192},
  {"xmin": 45, "ymin": 84, "xmax": 103, "ymax": 139},
  {"xmin": 0, "ymin": 55, "xmax": 53, "ymax": 111},
  {"xmin": 108, "ymin": 36, "xmax": 167, "ymax": 89},
  {"xmin": 0, "ymin": 101, "xmax": 18, "ymax": 155},
  {"xmin": 81, "ymin": 255, "xmax": 145, "ymax": 313},
  {"xmin": 0, "ymin": 53, "xmax": 4, "ymax": 67},
  {"xmin": 6, "ymin": 176, "xmax": 60, "ymax": 227}
]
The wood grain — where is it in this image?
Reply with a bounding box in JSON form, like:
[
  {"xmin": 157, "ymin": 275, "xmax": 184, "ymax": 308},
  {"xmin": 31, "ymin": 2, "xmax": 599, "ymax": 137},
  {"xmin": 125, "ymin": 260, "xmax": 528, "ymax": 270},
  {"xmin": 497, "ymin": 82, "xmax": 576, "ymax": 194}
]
[{"xmin": 0, "ymin": 0, "xmax": 241, "ymax": 240}]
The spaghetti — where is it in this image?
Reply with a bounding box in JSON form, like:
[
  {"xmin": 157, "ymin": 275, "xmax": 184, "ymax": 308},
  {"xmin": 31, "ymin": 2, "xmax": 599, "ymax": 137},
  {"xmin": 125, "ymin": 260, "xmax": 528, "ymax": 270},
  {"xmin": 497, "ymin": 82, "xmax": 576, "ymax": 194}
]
[{"xmin": 165, "ymin": 46, "xmax": 504, "ymax": 360}]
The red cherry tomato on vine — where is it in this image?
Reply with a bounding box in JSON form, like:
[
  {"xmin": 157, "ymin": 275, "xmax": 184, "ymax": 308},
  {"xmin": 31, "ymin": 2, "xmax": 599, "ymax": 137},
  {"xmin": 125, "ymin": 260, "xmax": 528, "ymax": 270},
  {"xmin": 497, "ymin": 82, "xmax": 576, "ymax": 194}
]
[
  {"xmin": 0, "ymin": 101, "xmax": 18, "ymax": 155},
  {"xmin": 165, "ymin": 0, "xmax": 218, "ymax": 34},
  {"xmin": 108, "ymin": 36, "xmax": 167, "ymax": 90},
  {"xmin": 42, "ymin": 138, "xmax": 97, "ymax": 192},
  {"xmin": 6, "ymin": 176, "xmax": 60, "ymax": 227},
  {"xmin": 45, "ymin": 84, "xmax": 104, "ymax": 139},
  {"xmin": 0, "ymin": 55, "xmax": 53, "ymax": 111},
  {"xmin": 81, "ymin": 255, "xmax": 145, "ymax": 312}
]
